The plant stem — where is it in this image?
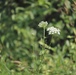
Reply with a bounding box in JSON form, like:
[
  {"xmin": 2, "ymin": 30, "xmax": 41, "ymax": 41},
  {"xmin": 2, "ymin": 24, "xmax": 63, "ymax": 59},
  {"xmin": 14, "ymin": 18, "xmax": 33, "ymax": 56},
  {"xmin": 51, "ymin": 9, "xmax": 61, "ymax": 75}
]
[{"xmin": 43, "ymin": 27, "xmax": 45, "ymax": 50}]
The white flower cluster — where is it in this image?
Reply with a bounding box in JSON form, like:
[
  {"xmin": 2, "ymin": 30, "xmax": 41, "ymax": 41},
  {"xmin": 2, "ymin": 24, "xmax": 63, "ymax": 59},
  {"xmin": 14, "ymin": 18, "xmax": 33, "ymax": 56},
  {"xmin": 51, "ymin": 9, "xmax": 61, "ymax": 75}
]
[
  {"xmin": 38, "ymin": 21, "xmax": 48, "ymax": 28},
  {"xmin": 47, "ymin": 26, "xmax": 60, "ymax": 35},
  {"xmin": 38, "ymin": 21, "xmax": 60, "ymax": 35}
]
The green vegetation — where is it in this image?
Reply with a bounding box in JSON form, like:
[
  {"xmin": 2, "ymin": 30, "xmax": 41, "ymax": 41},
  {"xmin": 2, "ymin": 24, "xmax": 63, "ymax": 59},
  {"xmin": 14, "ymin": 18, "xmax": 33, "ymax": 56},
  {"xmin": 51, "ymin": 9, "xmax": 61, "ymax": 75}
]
[{"xmin": 0, "ymin": 0, "xmax": 76, "ymax": 75}]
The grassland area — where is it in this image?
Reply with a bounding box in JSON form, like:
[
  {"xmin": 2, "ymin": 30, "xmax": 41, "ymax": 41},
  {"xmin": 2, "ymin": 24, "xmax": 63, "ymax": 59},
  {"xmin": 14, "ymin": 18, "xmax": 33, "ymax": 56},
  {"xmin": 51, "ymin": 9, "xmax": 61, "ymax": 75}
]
[{"xmin": 0, "ymin": 0, "xmax": 76, "ymax": 75}]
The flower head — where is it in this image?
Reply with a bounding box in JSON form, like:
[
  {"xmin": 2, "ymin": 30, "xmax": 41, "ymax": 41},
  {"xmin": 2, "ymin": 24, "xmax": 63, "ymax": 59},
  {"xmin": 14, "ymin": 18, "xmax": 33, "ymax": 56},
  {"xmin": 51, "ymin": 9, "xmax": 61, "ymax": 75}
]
[
  {"xmin": 38, "ymin": 21, "xmax": 48, "ymax": 28},
  {"xmin": 47, "ymin": 26, "xmax": 60, "ymax": 35}
]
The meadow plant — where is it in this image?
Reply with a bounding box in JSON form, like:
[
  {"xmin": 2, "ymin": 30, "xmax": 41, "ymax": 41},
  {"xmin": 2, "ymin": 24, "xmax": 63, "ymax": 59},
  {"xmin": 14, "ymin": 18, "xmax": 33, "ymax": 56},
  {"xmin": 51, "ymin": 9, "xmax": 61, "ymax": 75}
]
[
  {"xmin": 38, "ymin": 21, "xmax": 60, "ymax": 74},
  {"xmin": 38, "ymin": 21, "xmax": 60, "ymax": 44},
  {"xmin": 38, "ymin": 21, "xmax": 60, "ymax": 54}
]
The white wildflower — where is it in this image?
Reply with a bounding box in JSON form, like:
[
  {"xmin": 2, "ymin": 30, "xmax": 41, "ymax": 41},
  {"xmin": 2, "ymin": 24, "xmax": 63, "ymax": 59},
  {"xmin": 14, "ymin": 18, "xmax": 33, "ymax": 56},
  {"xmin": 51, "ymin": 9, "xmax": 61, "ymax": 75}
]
[
  {"xmin": 38, "ymin": 21, "xmax": 48, "ymax": 28},
  {"xmin": 47, "ymin": 26, "xmax": 60, "ymax": 35}
]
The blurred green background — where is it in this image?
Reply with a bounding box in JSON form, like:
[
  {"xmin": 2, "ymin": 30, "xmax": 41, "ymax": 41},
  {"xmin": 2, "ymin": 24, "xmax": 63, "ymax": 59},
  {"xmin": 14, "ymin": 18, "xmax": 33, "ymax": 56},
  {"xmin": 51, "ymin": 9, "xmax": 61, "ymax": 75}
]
[{"xmin": 0, "ymin": 0, "xmax": 76, "ymax": 75}]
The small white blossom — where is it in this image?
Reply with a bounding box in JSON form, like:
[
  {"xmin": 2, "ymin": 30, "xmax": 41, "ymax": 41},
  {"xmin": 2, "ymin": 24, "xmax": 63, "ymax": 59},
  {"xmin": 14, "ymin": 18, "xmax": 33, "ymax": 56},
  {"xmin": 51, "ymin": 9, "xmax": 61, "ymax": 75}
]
[
  {"xmin": 38, "ymin": 21, "xmax": 48, "ymax": 28},
  {"xmin": 47, "ymin": 26, "xmax": 60, "ymax": 35}
]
